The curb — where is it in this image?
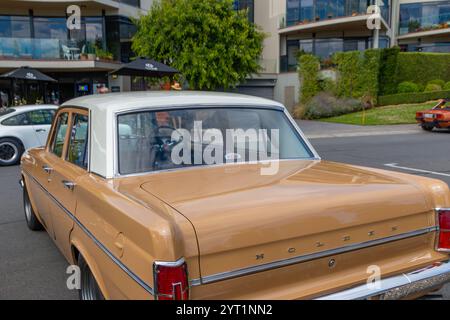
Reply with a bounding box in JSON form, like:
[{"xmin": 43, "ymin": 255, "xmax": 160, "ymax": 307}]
[{"xmin": 306, "ymin": 130, "xmax": 420, "ymax": 139}]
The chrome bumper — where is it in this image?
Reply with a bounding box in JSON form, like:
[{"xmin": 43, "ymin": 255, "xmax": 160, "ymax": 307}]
[{"xmin": 317, "ymin": 261, "xmax": 450, "ymax": 300}]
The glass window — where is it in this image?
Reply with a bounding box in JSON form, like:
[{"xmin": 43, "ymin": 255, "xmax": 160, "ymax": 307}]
[
  {"xmin": 28, "ymin": 110, "xmax": 55, "ymax": 125},
  {"xmin": 234, "ymin": 0, "xmax": 255, "ymax": 22},
  {"xmin": 287, "ymin": 0, "xmax": 301, "ymax": 26},
  {"xmin": 399, "ymin": 1, "xmax": 450, "ymax": 35},
  {"xmin": 315, "ymin": 38, "xmax": 343, "ymax": 59},
  {"xmin": 1, "ymin": 112, "xmax": 29, "ymax": 126},
  {"xmin": 117, "ymin": 108, "xmax": 313, "ymax": 175},
  {"xmin": 121, "ymin": 0, "xmax": 140, "ymax": 8},
  {"xmin": 34, "ymin": 17, "xmax": 67, "ymax": 40},
  {"xmin": 51, "ymin": 112, "xmax": 69, "ymax": 157},
  {"xmin": 85, "ymin": 17, "xmax": 103, "ymax": 48},
  {"xmin": 67, "ymin": 114, "xmax": 89, "ymax": 169},
  {"xmin": 0, "ymin": 16, "xmax": 31, "ymax": 38}
]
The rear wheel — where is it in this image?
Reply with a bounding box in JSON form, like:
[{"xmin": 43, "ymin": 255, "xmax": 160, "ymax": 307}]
[
  {"xmin": 0, "ymin": 138, "xmax": 23, "ymax": 166},
  {"xmin": 78, "ymin": 254, "xmax": 104, "ymax": 300},
  {"xmin": 23, "ymin": 184, "xmax": 44, "ymax": 231},
  {"xmin": 421, "ymin": 124, "xmax": 434, "ymax": 132}
]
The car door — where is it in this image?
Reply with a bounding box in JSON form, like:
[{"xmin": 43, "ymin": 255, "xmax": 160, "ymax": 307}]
[
  {"xmin": 31, "ymin": 111, "xmax": 70, "ymax": 237},
  {"xmin": 28, "ymin": 109, "xmax": 56, "ymax": 146},
  {"xmin": 0, "ymin": 111, "xmax": 40, "ymax": 150},
  {"xmin": 46, "ymin": 108, "xmax": 89, "ymax": 261}
]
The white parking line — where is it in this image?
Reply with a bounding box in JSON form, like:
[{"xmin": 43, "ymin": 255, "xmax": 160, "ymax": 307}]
[{"xmin": 384, "ymin": 163, "xmax": 450, "ymax": 177}]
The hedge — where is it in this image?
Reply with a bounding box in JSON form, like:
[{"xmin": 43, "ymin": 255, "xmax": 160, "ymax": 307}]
[
  {"xmin": 396, "ymin": 52, "xmax": 450, "ymax": 86},
  {"xmin": 378, "ymin": 47, "xmax": 400, "ymax": 95},
  {"xmin": 298, "ymin": 54, "xmax": 320, "ymax": 104},
  {"xmin": 378, "ymin": 90, "xmax": 450, "ymax": 106}
]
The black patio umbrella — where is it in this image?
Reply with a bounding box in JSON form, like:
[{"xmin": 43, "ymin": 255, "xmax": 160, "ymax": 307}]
[
  {"xmin": 0, "ymin": 66, "xmax": 57, "ymax": 82},
  {"xmin": 110, "ymin": 57, "xmax": 180, "ymax": 78},
  {"xmin": 0, "ymin": 66, "xmax": 57, "ymax": 106}
]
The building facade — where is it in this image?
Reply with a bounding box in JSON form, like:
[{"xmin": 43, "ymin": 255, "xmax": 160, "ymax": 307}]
[
  {"xmin": 0, "ymin": 0, "xmax": 154, "ymax": 106},
  {"xmin": 249, "ymin": 0, "xmax": 450, "ymax": 110},
  {"xmin": 0, "ymin": 1, "xmax": 448, "ymax": 108}
]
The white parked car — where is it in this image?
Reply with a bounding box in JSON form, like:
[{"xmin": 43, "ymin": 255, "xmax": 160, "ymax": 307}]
[{"xmin": 0, "ymin": 105, "xmax": 58, "ymax": 166}]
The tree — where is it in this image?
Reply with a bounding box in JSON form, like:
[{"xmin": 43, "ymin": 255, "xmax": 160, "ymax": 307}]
[{"xmin": 132, "ymin": 0, "xmax": 265, "ymax": 90}]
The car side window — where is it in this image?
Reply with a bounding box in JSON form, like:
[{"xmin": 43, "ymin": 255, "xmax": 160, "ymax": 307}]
[
  {"xmin": 51, "ymin": 112, "xmax": 69, "ymax": 157},
  {"xmin": 1, "ymin": 113, "xmax": 29, "ymax": 126},
  {"xmin": 67, "ymin": 113, "xmax": 89, "ymax": 169},
  {"xmin": 28, "ymin": 110, "xmax": 55, "ymax": 125}
]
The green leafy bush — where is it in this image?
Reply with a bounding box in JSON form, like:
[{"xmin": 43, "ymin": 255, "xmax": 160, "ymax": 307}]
[
  {"xmin": 445, "ymin": 82, "xmax": 450, "ymax": 90},
  {"xmin": 132, "ymin": 0, "xmax": 265, "ymax": 90},
  {"xmin": 424, "ymin": 83, "xmax": 442, "ymax": 92},
  {"xmin": 378, "ymin": 90, "xmax": 450, "ymax": 106},
  {"xmin": 397, "ymin": 81, "xmax": 420, "ymax": 93},
  {"xmin": 298, "ymin": 54, "xmax": 320, "ymax": 104},
  {"xmin": 427, "ymin": 79, "xmax": 446, "ymax": 88},
  {"xmin": 303, "ymin": 92, "xmax": 364, "ymax": 119},
  {"xmin": 333, "ymin": 50, "xmax": 380, "ymax": 104}
]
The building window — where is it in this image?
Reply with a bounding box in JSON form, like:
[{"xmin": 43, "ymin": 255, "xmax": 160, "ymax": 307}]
[
  {"xmin": 286, "ymin": 0, "xmax": 380, "ymax": 27},
  {"xmin": 234, "ymin": 0, "xmax": 254, "ymax": 22},
  {"xmin": 282, "ymin": 35, "xmax": 389, "ymax": 72},
  {"xmin": 0, "ymin": 16, "xmax": 31, "ymax": 38},
  {"xmin": 120, "ymin": 0, "xmax": 141, "ymax": 8},
  {"xmin": 105, "ymin": 15, "xmax": 137, "ymax": 63},
  {"xmin": 399, "ymin": 1, "xmax": 450, "ymax": 35}
]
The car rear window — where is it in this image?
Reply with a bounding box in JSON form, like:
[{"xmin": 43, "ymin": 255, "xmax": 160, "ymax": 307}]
[{"xmin": 117, "ymin": 107, "xmax": 314, "ymax": 175}]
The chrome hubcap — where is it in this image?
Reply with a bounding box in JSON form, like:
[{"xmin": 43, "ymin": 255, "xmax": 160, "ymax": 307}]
[{"xmin": 0, "ymin": 142, "xmax": 18, "ymax": 162}]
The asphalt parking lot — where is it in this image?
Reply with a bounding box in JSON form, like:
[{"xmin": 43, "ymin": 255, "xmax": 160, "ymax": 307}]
[{"xmin": 0, "ymin": 125, "xmax": 449, "ymax": 300}]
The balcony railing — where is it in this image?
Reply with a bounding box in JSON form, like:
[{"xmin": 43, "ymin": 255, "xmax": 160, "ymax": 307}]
[
  {"xmin": 399, "ymin": 13, "xmax": 450, "ymax": 35},
  {"xmin": 0, "ymin": 37, "xmax": 113, "ymax": 62},
  {"xmin": 280, "ymin": 0, "xmax": 390, "ymax": 30}
]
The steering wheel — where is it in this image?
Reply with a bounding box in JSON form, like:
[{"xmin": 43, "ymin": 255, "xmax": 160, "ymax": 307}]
[{"xmin": 153, "ymin": 125, "xmax": 184, "ymax": 153}]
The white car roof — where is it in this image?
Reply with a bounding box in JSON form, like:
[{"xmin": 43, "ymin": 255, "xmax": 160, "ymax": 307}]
[
  {"xmin": 62, "ymin": 91, "xmax": 284, "ymax": 113},
  {"xmin": 60, "ymin": 91, "xmax": 293, "ymax": 179},
  {"xmin": 9, "ymin": 104, "xmax": 58, "ymax": 111}
]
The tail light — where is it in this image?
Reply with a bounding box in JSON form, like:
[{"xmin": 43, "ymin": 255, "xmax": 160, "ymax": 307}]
[
  {"xmin": 416, "ymin": 112, "xmax": 423, "ymax": 118},
  {"xmin": 436, "ymin": 208, "xmax": 450, "ymax": 252},
  {"xmin": 436, "ymin": 114, "xmax": 445, "ymax": 120},
  {"xmin": 153, "ymin": 260, "xmax": 189, "ymax": 300}
]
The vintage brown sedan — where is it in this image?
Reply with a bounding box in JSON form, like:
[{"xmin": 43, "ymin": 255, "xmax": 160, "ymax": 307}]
[{"xmin": 20, "ymin": 91, "xmax": 450, "ymax": 300}]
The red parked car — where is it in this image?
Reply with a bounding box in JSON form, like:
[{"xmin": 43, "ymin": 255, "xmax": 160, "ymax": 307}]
[{"xmin": 416, "ymin": 99, "xmax": 450, "ymax": 131}]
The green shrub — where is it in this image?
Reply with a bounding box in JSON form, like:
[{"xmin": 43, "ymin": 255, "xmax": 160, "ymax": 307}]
[
  {"xmin": 378, "ymin": 90, "xmax": 450, "ymax": 106},
  {"xmin": 298, "ymin": 54, "xmax": 320, "ymax": 104},
  {"xmin": 445, "ymin": 82, "xmax": 450, "ymax": 90},
  {"xmin": 378, "ymin": 47, "xmax": 400, "ymax": 95},
  {"xmin": 303, "ymin": 92, "xmax": 364, "ymax": 119},
  {"xmin": 333, "ymin": 50, "xmax": 380, "ymax": 104},
  {"xmin": 424, "ymin": 83, "xmax": 442, "ymax": 92},
  {"xmin": 427, "ymin": 79, "xmax": 446, "ymax": 88},
  {"xmin": 397, "ymin": 81, "xmax": 420, "ymax": 93}
]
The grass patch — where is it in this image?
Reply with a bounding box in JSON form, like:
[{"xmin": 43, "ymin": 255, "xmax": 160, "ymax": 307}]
[{"xmin": 321, "ymin": 101, "xmax": 437, "ymax": 125}]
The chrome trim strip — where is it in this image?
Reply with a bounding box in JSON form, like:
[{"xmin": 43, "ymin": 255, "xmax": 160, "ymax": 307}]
[
  {"xmin": 316, "ymin": 260, "xmax": 450, "ymax": 300},
  {"xmin": 192, "ymin": 226, "xmax": 438, "ymax": 286},
  {"xmin": 22, "ymin": 170, "xmax": 155, "ymax": 296}
]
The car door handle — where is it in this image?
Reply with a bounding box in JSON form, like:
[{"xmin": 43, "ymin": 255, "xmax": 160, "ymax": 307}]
[
  {"xmin": 42, "ymin": 165, "xmax": 53, "ymax": 174},
  {"xmin": 35, "ymin": 129, "xmax": 46, "ymax": 133},
  {"xmin": 62, "ymin": 180, "xmax": 76, "ymax": 191}
]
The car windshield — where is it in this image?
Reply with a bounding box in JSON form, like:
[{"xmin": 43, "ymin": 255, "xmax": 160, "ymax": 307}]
[
  {"xmin": 117, "ymin": 107, "xmax": 314, "ymax": 175},
  {"xmin": 0, "ymin": 108, "xmax": 15, "ymax": 117}
]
